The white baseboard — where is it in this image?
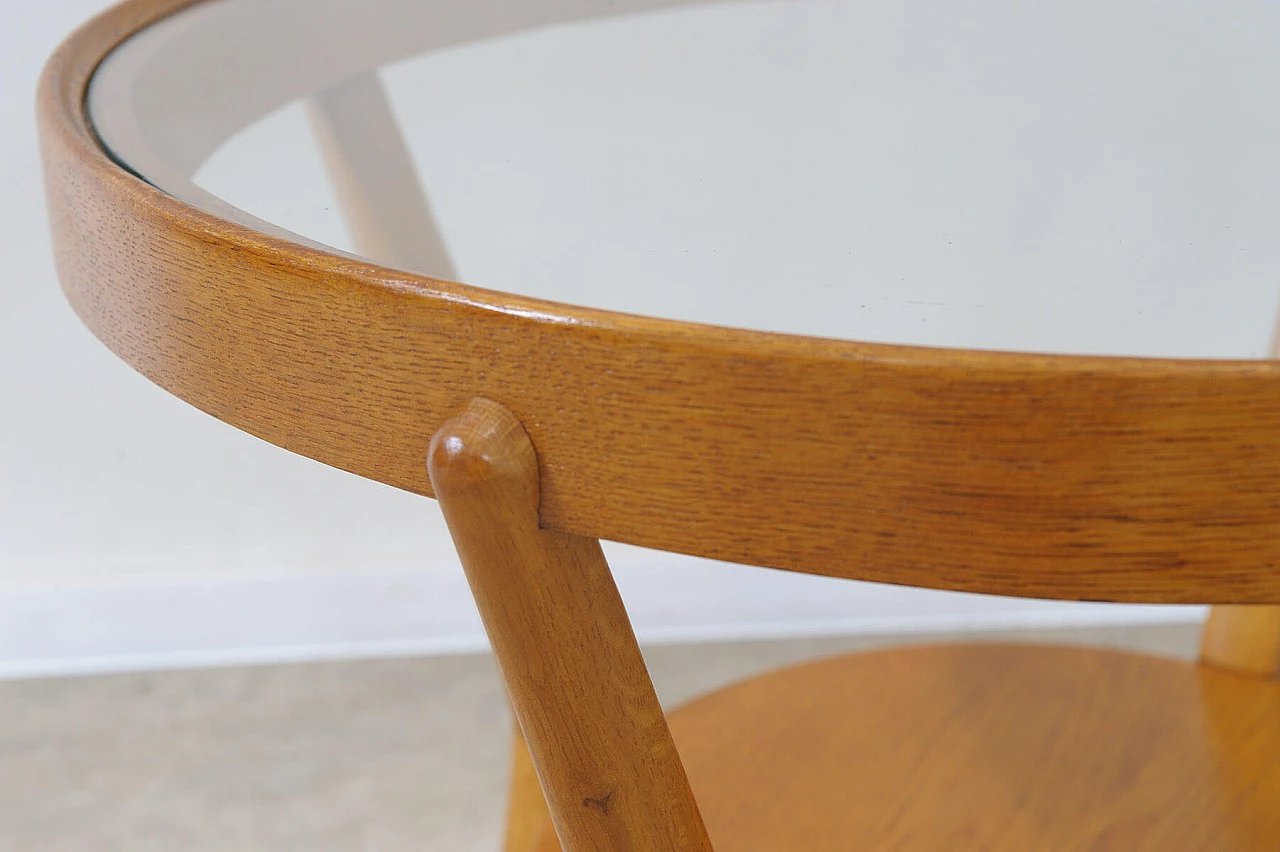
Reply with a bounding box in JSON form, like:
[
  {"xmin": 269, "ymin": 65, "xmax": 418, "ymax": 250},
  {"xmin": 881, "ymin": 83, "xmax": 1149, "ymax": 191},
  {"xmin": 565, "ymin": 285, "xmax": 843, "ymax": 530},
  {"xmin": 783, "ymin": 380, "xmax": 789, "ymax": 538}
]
[{"xmin": 0, "ymin": 558, "xmax": 1206, "ymax": 680}]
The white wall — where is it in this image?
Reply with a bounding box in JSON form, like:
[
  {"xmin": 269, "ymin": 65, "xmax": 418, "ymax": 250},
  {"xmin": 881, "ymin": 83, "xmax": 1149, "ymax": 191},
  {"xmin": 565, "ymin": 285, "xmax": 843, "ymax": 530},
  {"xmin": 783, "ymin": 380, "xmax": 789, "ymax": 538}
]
[{"xmin": 1, "ymin": 1, "xmax": 1212, "ymax": 679}]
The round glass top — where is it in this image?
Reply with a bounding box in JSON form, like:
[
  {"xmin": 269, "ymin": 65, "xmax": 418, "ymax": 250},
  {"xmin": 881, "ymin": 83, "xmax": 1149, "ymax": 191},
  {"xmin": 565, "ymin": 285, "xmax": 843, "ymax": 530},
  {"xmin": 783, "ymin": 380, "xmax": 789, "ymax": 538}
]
[{"xmin": 89, "ymin": 0, "xmax": 1280, "ymax": 358}]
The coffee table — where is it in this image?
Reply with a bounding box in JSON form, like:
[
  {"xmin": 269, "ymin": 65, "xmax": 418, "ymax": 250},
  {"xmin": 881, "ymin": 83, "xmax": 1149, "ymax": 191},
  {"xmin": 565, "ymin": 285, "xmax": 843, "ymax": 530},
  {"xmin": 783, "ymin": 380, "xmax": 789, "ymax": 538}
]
[{"xmin": 40, "ymin": 1, "xmax": 1280, "ymax": 847}]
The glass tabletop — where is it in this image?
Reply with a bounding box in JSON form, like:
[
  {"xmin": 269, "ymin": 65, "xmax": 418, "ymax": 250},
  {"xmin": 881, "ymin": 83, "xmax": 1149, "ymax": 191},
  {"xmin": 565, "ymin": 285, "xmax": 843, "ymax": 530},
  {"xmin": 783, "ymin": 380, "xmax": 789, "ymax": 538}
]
[{"xmin": 89, "ymin": 0, "xmax": 1280, "ymax": 358}]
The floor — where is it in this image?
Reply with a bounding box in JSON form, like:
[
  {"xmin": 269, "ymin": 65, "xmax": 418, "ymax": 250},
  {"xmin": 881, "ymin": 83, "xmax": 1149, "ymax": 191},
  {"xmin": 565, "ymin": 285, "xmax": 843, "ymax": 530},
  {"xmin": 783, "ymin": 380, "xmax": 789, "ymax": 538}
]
[{"xmin": 0, "ymin": 623, "xmax": 1201, "ymax": 851}]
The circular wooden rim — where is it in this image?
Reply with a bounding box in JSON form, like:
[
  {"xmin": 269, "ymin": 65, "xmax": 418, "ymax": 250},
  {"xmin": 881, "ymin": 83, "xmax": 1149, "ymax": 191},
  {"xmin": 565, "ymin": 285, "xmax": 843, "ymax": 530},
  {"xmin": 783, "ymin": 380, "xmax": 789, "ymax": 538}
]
[{"xmin": 39, "ymin": 0, "xmax": 1280, "ymax": 602}]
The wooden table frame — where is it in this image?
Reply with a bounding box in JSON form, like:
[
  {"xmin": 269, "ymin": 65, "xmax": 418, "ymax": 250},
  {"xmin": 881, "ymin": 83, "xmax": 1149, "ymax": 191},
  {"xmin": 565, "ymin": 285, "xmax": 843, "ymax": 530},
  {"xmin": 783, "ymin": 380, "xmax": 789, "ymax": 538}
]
[{"xmin": 38, "ymin": 1, "xmax": 1280, "ymax": 848}]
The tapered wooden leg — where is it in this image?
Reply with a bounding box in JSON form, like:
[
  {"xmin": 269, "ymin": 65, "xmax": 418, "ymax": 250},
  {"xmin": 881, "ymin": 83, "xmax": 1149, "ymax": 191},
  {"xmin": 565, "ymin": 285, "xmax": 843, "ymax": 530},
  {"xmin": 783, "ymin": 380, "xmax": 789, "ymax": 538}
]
[
  {"xmin": 1200, "ymin": 605, "xmax": 1280, "ymax": 678},
  {"xmin": 1202, "ymin": 327, "xmax": 1280, "ymax": 678},
  {"xmin": 504, "ymin": 717, "xmax": 553, "ymax": 852},
  {"xmin": 428, "ymin": 398, "xmax": 713, "ymax": 852},
  {"xmin": 307, "ymin": 72, "xmax": 456, "ymax": 279}
]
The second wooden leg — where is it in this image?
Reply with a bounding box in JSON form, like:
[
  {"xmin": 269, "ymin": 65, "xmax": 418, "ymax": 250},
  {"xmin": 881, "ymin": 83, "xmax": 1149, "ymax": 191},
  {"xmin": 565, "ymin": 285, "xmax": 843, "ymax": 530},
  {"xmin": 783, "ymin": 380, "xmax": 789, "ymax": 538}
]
[{"xmin": 504, "ymin": 716, "xmax": 553, "ymax": 852}]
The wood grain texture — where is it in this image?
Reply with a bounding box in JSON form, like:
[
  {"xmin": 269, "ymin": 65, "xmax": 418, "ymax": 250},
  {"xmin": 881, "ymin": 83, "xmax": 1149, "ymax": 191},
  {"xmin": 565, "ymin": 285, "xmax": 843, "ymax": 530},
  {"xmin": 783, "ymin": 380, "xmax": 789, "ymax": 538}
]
[
  {"xmin": 504, "ymin": 719, "xmax": 555, "ymax": 852},
  {"xmin": 1201, "ymin": 606, "xmax": 1280, "ymax": 678},
  {"xmin": 427, "ymin": 398, "xmax": 711, "ymax": 851},
  {"xmin": 534, "ymin": 644, "xmax": 1280, "ymax": 851},
  {"xmin": 38, "ymin": 0, "xmax": 1280, "ymax": 603}
]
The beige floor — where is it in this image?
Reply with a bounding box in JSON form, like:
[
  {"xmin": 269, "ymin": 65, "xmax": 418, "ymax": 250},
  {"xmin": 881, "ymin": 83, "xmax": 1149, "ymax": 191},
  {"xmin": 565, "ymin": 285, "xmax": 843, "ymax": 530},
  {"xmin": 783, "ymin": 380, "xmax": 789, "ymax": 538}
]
[{"xmin": 0, "ymin": 623, "xmax": 1201, "ymax": 851}]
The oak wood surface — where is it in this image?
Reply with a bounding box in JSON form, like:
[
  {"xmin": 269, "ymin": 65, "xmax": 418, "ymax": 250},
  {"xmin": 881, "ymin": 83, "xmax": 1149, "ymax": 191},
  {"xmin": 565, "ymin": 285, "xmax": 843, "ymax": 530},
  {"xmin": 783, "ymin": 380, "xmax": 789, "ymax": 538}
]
[
  {"xmin": 503, "ymin": 719, "xmax": 555, "ymax": 852},
  {"xmin": 427, "ymin": 398, "xmax": 712, "ymax": 851},
  {"xmin": 41, "ymin": 3, "xmax": 1280, "ymax": 848},
  {"xmin": 41, "ymin": 0, "xmax": 1280, "ymax": 605},
  {"xmin": 534, "ymin": 644, "xmax": 1280, "ymax": 851},
  {"xmin": 1201, "ymin": 606, "xmax": 1280, "ymax": 678}
]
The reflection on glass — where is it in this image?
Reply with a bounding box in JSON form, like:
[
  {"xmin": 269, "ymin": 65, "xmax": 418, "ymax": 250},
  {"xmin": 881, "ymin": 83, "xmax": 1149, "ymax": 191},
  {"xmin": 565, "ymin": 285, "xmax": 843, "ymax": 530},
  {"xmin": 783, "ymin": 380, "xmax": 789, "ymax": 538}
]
[{"xmin": 101, "ymin": 0, "xmax": 1280, "ymax": 357}]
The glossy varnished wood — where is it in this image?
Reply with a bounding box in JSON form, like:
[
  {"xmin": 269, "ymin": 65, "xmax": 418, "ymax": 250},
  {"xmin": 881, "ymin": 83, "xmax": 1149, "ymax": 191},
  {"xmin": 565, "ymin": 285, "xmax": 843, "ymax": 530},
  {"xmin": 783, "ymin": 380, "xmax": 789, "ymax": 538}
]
[
  {"xmin": 535, "ymin": 644, "xmax": 1280, "ymax": 851},
  {"xmin": 36, "ymin": 0, "xmax": 1280, "ymax": 603},
  {"xmin": 41, "ymin": 3, "xmax": 1280, "ymax": 849},
  {"xmin": 427, "ymin": 399, "xmax": 711, "ymax": 851}
]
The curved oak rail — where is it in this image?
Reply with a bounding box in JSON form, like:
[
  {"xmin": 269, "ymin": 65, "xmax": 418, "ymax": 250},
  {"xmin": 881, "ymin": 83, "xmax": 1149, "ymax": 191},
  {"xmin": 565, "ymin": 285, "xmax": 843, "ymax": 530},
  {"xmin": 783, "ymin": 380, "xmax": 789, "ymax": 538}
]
[{"xmin": 39, "ymin": 0, "xmax": 1280, "ymax": 603}]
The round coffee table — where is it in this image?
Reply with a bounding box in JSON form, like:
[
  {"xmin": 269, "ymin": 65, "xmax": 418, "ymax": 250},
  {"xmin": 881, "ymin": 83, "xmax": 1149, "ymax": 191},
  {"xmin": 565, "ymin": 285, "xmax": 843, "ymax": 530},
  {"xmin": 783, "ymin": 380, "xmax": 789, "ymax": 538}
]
[{"xmin": 39, "ymin": 1, "xmax": 1280, "ymax": 848}]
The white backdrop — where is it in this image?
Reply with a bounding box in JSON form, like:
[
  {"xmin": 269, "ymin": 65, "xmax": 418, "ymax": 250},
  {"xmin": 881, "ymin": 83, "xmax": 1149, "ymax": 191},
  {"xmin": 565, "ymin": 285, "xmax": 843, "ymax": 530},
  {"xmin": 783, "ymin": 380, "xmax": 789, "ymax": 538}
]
[{"xmin": 1, "ymin": 0, "xmax": 1205, "ymax": 678}]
